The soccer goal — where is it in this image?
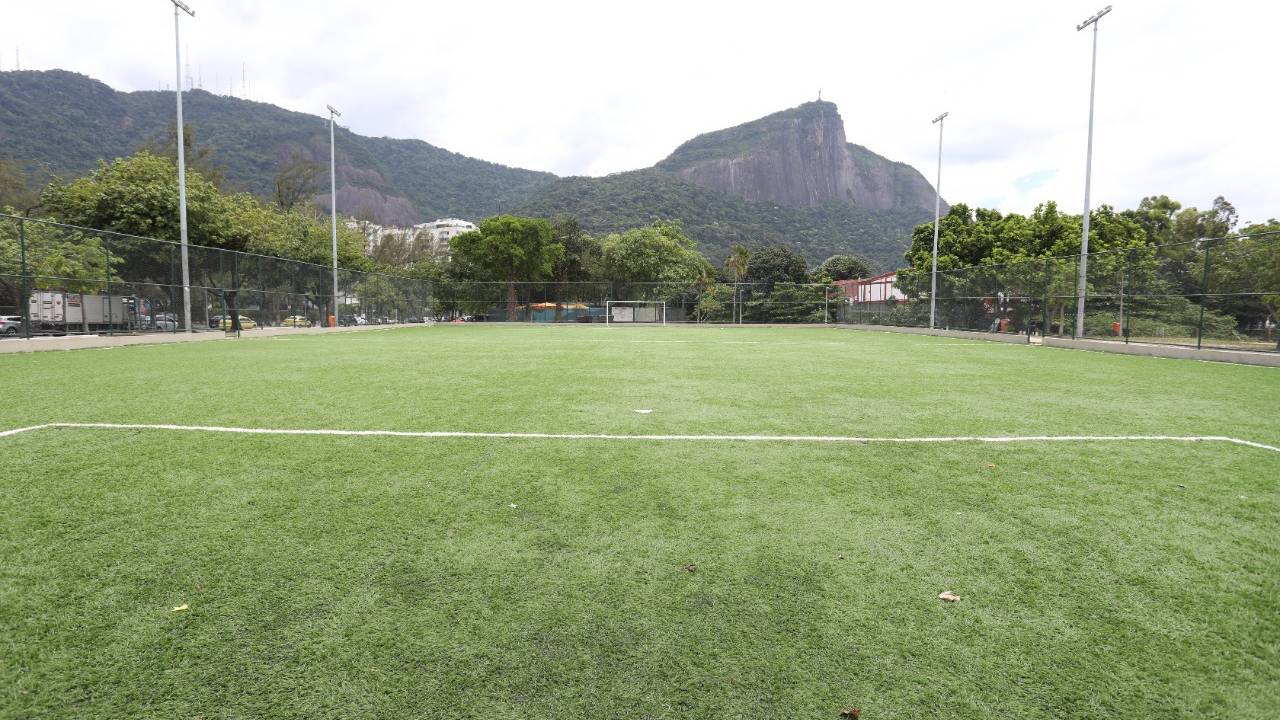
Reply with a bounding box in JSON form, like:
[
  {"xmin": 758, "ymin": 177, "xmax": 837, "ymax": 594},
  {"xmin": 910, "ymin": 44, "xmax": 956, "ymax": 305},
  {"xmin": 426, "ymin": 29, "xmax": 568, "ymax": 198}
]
[{"xmin": 605, "ymin": 300, "xmax": 666, "ymax": 325}]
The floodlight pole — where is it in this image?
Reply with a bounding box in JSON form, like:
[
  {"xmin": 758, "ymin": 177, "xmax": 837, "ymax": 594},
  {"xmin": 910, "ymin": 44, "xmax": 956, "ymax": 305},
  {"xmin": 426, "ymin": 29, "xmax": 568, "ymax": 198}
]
[
  {"xmin": 929, "ymin": 111, "xmax": 948, "ymax": 330},
  {"xmin": 170, "ymin": 0, "xmax": 195, "ymax": 332},
  {"xmin": 1074, "ymin": 5, "xmax": 1112, "ymax": 339},
  {"xmin": 328, "ymin": 104, "xmax": 341, "ymax": 327}
]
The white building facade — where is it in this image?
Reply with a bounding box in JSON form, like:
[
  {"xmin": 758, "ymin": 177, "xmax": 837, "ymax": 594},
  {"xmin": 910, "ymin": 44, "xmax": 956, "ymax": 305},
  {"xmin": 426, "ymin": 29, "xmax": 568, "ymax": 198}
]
[{"xmin": 412, "ymin": 218, "xmax": 477, "ymax": 258}]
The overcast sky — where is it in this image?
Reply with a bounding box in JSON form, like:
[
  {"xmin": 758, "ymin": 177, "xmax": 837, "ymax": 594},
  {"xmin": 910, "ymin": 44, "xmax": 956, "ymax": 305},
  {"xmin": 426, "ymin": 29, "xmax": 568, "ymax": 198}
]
[{"xmin": 2, "ymin": 0, "xmax": 1276, "ymax": 224}]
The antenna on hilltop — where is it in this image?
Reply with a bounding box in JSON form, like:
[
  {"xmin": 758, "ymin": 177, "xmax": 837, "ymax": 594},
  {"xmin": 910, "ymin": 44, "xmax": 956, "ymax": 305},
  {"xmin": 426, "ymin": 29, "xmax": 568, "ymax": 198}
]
[{"xmin": 818, "ymin": 89, "xmax": 822, "ymax": 101}]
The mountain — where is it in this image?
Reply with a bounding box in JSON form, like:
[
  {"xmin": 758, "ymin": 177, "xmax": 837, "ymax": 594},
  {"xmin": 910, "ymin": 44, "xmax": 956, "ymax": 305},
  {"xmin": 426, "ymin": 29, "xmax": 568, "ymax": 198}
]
[
  {"xmin": 518, "ymin": 169, "xmax": 927, "ymax": 269},
  {"xmin": 520, "ymin": 102, "xmax": 942, "ymax": 268},
  {"xmin": 0, "ymin": 70, "xmax": 555, "ymax": 225},
  {"xmin": 657, "ymin": 101, "xmax": 941, "ymax": 215},
  {"xmin": 1, "ymin": 71, "xmax": 940, "ymax": 269}
]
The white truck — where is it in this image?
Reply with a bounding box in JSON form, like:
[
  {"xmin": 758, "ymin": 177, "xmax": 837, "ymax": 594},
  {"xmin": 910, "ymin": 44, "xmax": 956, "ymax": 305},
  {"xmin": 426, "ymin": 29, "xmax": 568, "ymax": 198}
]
[{"xmin": 28, "ymin": 291, "xmax": 132, "ymax": 334}]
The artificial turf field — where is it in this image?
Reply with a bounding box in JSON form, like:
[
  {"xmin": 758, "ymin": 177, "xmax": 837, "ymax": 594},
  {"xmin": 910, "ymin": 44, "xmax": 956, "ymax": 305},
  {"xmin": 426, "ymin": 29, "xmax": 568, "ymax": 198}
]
[{"xmin": 1, "ymin": 324, "xmax": 1277, "ymax": 719}]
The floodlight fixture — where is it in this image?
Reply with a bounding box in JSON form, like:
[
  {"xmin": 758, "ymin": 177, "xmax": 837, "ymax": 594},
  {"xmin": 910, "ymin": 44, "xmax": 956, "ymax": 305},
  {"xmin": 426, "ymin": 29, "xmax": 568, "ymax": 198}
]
[{"xmin": 1077, "ymin": 5, "xmax": 1111, "ymax": 31}]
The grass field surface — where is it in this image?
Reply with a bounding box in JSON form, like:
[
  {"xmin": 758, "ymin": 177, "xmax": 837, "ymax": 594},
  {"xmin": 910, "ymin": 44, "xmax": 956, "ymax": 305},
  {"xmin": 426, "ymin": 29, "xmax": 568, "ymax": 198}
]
[{"xmin": 2, "ymin": 325, "xmax": 1277, "ymax": 719}]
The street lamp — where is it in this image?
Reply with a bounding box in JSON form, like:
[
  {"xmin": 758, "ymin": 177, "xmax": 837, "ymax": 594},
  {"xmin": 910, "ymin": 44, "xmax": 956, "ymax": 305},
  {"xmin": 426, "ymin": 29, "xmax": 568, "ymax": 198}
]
[
  {"xmin": 328, "ymin": 104, "xmax": 341, "ymax": 327},
  {"xmin": 169, "ymin": 0, "xmax": 195, "ymax": 332},
  {"xmin": 929, "ymin": 111, "xmax": 948, "ymax": 330},
  {"xmin": 1074, "ymin": 5, "xmax": 1112, "ymax": 339}
]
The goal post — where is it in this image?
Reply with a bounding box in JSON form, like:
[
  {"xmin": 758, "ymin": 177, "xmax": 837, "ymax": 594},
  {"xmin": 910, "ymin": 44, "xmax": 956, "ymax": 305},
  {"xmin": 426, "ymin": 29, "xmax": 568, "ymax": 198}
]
[{"xmin": 605, "ymin": 300, "xmax": 666, "ymax": 326}]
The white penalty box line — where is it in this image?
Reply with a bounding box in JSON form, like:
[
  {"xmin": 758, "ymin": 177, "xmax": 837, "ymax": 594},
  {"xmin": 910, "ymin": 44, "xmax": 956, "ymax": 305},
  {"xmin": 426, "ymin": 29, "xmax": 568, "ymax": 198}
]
[{"xmin": 1, "ymin": 422, "xmax": 1278, "ymax": 454}]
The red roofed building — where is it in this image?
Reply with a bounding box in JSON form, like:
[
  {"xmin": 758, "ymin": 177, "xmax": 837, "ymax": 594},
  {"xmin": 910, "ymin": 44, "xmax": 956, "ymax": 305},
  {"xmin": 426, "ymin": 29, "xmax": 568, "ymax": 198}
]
[{"xmin": 833, "ymin": 271, "xmax": 906, "ymax": 303}]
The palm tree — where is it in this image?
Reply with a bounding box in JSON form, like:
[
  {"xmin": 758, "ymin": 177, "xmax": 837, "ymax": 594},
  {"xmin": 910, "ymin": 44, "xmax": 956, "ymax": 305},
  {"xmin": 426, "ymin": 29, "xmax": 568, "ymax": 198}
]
[
  {"xmin": 724, "ymin": 244, "xmax": 750, "ymax": 323},
  {"xmin": 725, "ymin": 244, "xmax": 750, "ymax": 282}
]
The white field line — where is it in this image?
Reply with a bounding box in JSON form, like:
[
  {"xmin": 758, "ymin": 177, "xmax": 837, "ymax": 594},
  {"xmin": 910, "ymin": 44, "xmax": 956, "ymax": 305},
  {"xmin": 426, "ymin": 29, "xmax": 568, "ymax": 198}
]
[{"xmin": 1, "ymin": 422, "xmax": 1277, "ymax": 454}]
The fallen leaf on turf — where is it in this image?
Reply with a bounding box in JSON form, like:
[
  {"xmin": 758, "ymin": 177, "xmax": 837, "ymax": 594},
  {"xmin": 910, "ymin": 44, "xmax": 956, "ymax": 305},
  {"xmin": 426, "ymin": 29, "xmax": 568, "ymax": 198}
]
[
  {"xmin": 840, "ymin": 708, "xmax": 861, "ymax": 718},
  {"xmin": 938, "ymin": 591, "xmax": 960, "ymax": 602},
  {"xmin": 172, "ymin": 603, "xmax": 189, "ymax": 612},
  {"xmin": 986, "ymin": 463, "xmax": 996, "ymax": 468},
  {"xmin": 684, "ymin": 564, "xmax": 697, "ymax": 572}
]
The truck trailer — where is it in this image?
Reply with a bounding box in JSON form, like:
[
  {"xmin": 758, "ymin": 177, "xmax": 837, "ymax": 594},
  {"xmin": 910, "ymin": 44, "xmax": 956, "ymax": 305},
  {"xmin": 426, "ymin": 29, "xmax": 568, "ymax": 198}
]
[{"xmin": 28, "ymin": 291, "xmax": 133, "ymax": 334}]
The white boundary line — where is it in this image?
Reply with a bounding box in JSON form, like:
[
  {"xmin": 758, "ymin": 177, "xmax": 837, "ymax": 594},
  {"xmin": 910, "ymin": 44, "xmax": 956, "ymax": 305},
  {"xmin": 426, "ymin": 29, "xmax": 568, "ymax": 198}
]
[{"xmin": 1, "ymin": 422, "xmax": 1278, "ymax": 454}]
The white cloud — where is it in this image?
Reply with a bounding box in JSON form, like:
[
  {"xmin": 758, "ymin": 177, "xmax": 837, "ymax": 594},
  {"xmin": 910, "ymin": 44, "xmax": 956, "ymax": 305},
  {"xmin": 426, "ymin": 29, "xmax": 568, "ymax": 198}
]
[{"xmin": 1, "ymin": 0, "xmax": 1275, "ymax": 223}]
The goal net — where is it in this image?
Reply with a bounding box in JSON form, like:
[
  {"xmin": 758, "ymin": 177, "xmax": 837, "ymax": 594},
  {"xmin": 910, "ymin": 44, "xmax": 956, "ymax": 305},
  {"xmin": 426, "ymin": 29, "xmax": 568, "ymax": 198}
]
[{"xmin": 605, "ymin": 301, "xmax": 666, "ymax": 325}]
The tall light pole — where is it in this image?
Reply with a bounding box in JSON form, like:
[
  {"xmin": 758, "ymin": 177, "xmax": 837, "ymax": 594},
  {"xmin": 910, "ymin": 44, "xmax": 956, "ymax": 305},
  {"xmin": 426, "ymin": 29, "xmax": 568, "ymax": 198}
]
[
  {"xmin": 929, "ymin": 111, "xmax": 948, "ymax": 329},
  {"xmin": 328, "ymin": 104, "xmax": 341, "ymax": 327},
  {"xmin": 169, "ymin": 0, "xmax": 195, "ymax": 332},
  {"xmin": 1075, "ymin": 5, "xmax": 1112, "ymax": 338}
]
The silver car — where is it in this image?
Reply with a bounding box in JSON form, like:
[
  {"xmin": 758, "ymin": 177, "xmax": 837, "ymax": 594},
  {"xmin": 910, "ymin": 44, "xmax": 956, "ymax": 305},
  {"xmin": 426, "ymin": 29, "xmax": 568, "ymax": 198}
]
[{"xmin": 0, "ymin": 315, "xmax": 22, "ymax": 337}]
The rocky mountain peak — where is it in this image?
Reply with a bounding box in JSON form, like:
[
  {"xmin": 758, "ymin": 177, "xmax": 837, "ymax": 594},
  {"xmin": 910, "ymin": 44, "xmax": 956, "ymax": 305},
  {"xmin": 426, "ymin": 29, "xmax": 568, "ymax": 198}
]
[{"xmin": 656, "ymin": 101, "xmax": 943, "ymax": 215}]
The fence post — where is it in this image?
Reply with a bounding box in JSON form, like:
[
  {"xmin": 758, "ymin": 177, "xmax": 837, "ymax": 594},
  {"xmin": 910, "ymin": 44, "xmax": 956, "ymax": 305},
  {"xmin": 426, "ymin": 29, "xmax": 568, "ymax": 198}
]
[
  {"xmin": 103, "ymin": 234, "xmax": 113, "ymax": 335},
  {"xmin": 1196, "ymin": 243, "xmax": 1211, "ymax": 350},
  {"xmin": 168, "ymin": 243, "xmax": 177, "ymax": 333},
  {"xmin": 1122, "ymin": 250, "xmax": 1132, "ymax": 344},
  {"xmin": 824, "ymin": 285, "xmax": 830, "ymax": 324},
  {"xmin": 1042, "ymin": 258, "xmax": 1052, "ymax": 338},
  {"xmin": 18, "ymin": 217, "xmax": 30, "ymax": 339}
]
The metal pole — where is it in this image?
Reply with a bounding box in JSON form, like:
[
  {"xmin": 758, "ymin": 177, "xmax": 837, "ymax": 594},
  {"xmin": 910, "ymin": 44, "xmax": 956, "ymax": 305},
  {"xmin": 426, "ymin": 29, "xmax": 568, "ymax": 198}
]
[
  {"xmin": 103, "ymin": 235, "xmax": 112, "ymax": 334},
  {"xmin": 1197, "ymin": 243, "xmax": 1210, "ymax": 350},
  {"xmin": 328, "ymin": 105, "xmax": 341, "ymax": 328},
  {"xmin": 172, "ymin": 1, "xmax": 195, "ymax": 333},
  {"xmin": 18, "ymin": 217, "xmax": 30, "ymax": 339},
  {"xmin": 1075, "ymin": 6, "xmax": 1111, "ymax": 339},
  {"xmin": 930, "ymin": 111, "xmax": 948, "ymax": 330},
  {"xmin": 1117, "ymin": 256, "xmax": 1125, "ymax": 339},
  {"xmin": 1042, "ymin": 257, "xmax": 1052, "ymax": 338}
]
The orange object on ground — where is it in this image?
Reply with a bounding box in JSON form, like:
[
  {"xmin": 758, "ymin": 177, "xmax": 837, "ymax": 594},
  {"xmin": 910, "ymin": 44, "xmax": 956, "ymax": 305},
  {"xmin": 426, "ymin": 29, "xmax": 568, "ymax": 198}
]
[{"xmin": 328, "ymin": 315, "xmax": 336, "ymax": 327}]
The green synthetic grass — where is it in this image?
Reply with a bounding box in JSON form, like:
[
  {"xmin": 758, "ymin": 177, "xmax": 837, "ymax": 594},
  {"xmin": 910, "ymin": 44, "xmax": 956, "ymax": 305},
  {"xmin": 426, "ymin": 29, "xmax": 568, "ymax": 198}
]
[{"xmin": 2, "ymin": 325, "xmax": 1278, "ymax": 719}]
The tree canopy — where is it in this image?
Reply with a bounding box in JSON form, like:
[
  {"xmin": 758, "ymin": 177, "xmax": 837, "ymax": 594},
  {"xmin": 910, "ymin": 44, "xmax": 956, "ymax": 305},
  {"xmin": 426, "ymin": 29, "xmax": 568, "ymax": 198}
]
[
  {"xmin": 599, "ymin": 220, "xmax": 710, "ymax": 287},
  {"xmin": 744, "ymin": 245, "xmax": 809, "ymax": 290}
]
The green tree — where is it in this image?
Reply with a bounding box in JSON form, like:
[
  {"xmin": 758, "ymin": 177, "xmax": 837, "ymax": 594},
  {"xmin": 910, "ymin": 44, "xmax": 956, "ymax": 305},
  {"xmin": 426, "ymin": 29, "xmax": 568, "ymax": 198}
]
[
  {"xmin": 371, "ymin": 231, "xmax": 412, "ymax": 268},
  {"xmin": 599, "ymin": 220, "xmax": 711, "ymax": 291},
  {"xmin": 744, "ymin": 245, "xmax": 809, "ymax": 291},
  {"xmin": 818, "ymin": 254, "xmax": 873, "ymax": 281},
  {"xmin": 548, "ymin": 216, "xmax": 602, "ymax": 320},
  {"xmin": 449, "ymin": 215, "xmax": 562, "ymax": 320},
  {"xmin": 725, "ymin": 243, "xmax": 750, "ymax": 282},
  {"xmin": 144, "ymin": 122, "xmax": 226, "ymax": 188},
  {"xmin": 274, "ymin": 152, "xmax": 324, "ymax": 211}
]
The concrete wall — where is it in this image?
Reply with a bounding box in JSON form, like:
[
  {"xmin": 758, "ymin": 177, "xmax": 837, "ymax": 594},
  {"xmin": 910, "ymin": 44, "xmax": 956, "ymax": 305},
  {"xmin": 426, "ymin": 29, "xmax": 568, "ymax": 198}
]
[
  {"xmin": 1042, "ymin": 336, "xmax": 1280, "ymax": 367},
  {"xmin": 839, "ymin": 323, "xmax": 1031, "ymax": 345},
  {"xmin": 0, "ymin": 323, "xmax": 423, "ymax": 355}
]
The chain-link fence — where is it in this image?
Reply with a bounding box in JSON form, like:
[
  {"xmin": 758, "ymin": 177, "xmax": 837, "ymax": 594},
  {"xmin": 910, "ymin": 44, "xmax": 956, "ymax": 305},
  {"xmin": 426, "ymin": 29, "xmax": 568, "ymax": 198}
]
[
  {"xmin": 3, "ymin": 213, "xmax": 1276, "ymax": 352},
  {"xmin": 0, "ymin": 214, "xmax": 841, "ymax": 336},
  {"xmin": 0, "ymin": 213, "xmax": 432, "ymax": 337},
  {"xmin": 839, "ymin": 233, "xmax": 1280, "ymax": 352},
  {"xmin": 430, "ymin": 280, "xmax": 837, "ymax": 324}
]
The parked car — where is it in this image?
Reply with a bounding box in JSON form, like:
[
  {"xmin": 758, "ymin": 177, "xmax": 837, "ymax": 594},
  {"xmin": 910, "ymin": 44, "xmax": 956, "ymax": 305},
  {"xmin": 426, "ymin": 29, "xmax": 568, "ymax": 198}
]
[
  {"xmin": 217, "ymin": 315, "xmax": 258, "ymax": 330},
  {"xmin": 148, "ymin": 312, "xmax": 178, "ymax": 331},
  {"xmin": 0, "ymin": 315, "xmax": 22, "ymax": 336},
  {"xmin": 281, "ymin": 315, "xmax": 312, "ymax": 328}
]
